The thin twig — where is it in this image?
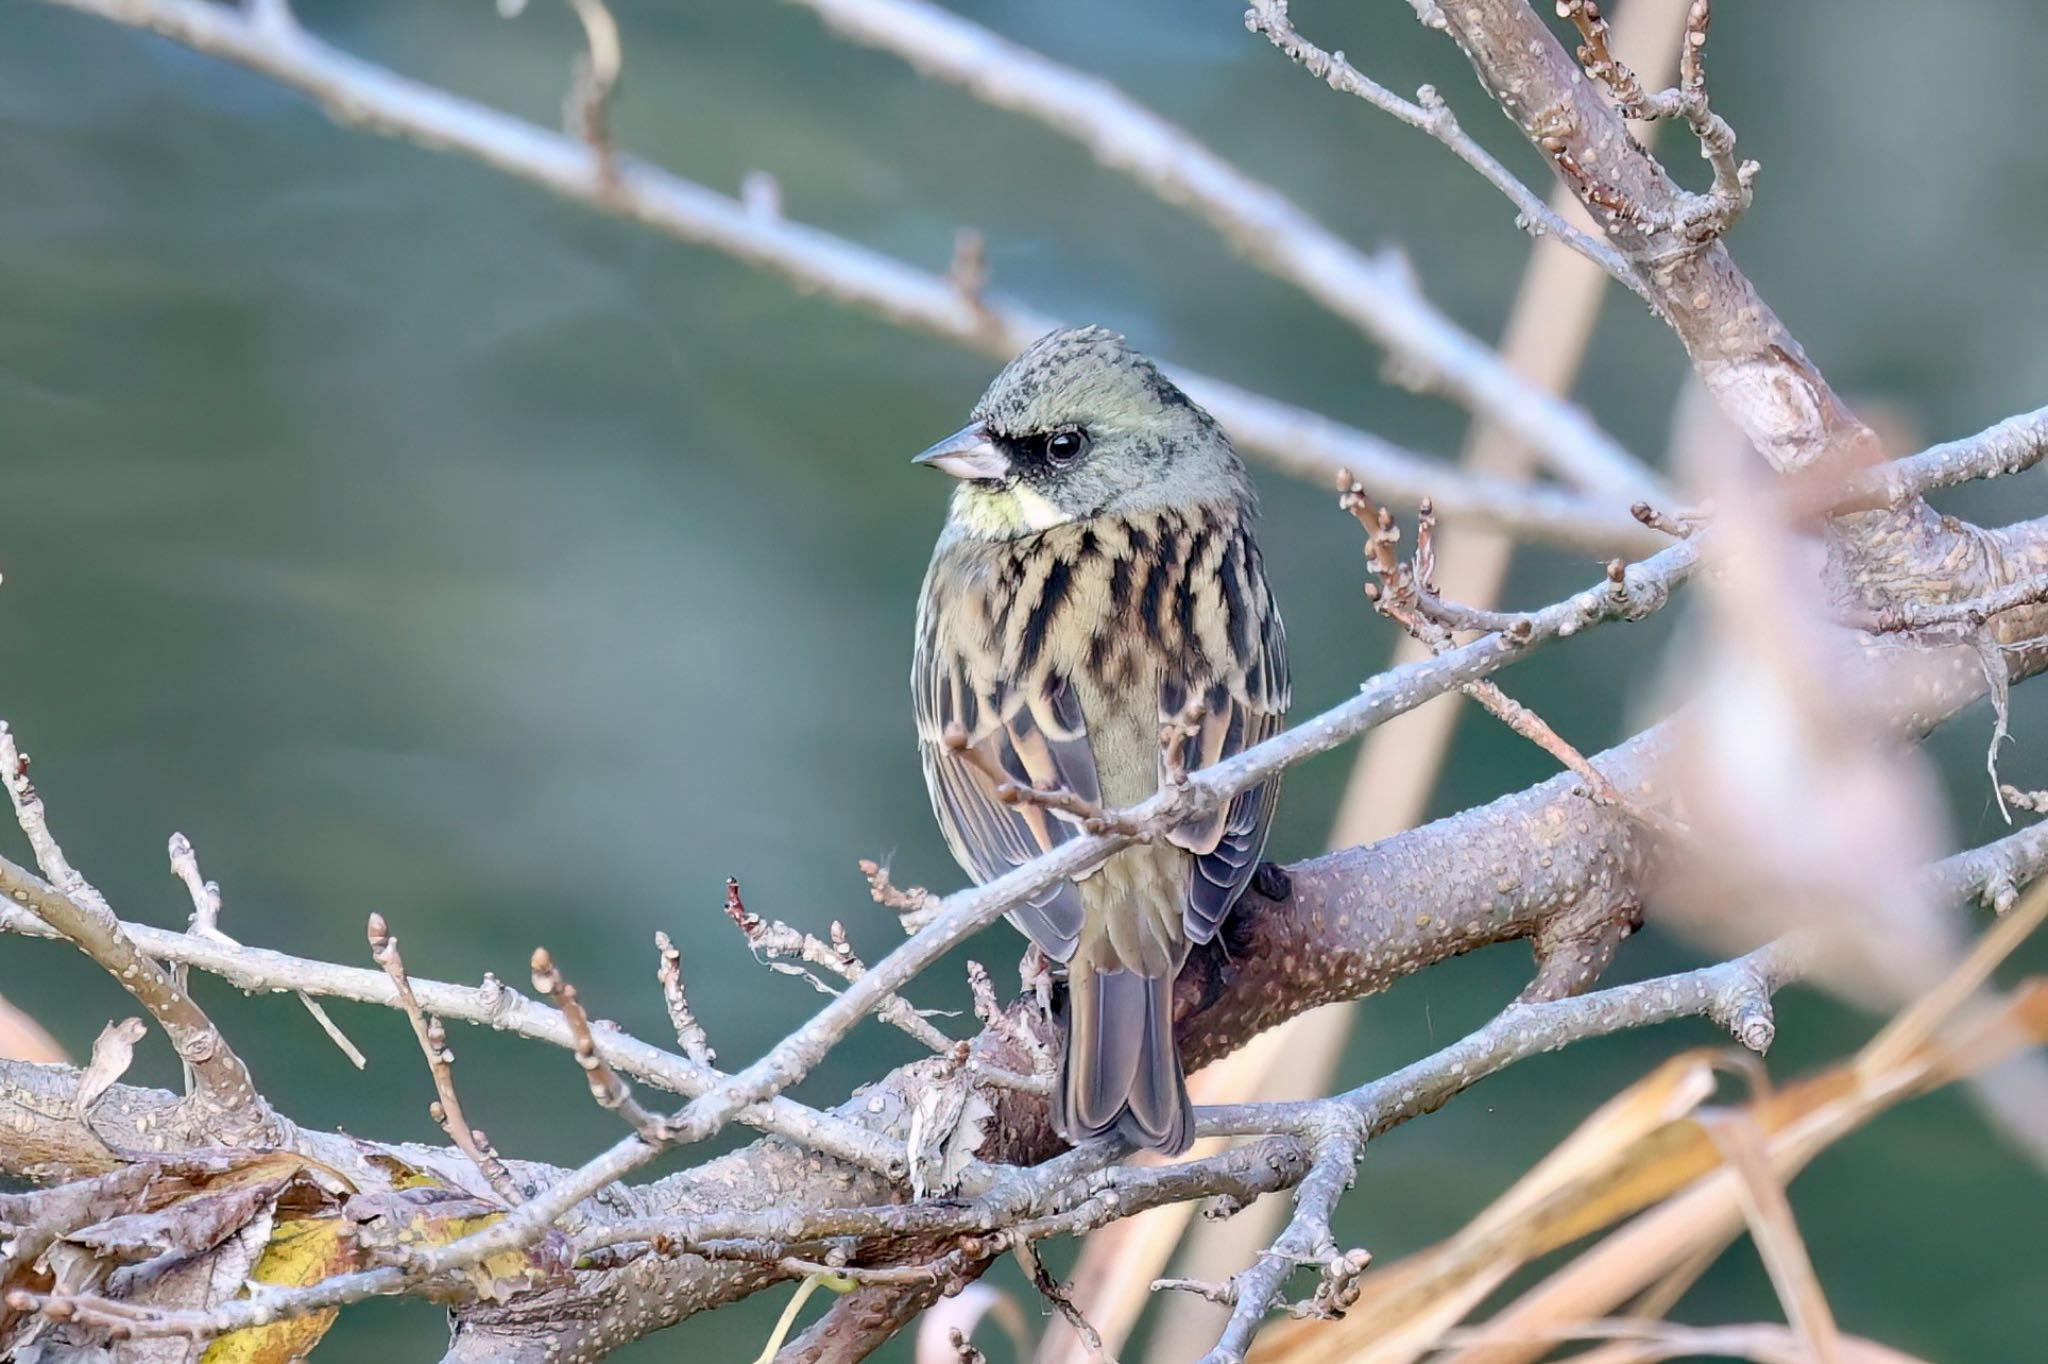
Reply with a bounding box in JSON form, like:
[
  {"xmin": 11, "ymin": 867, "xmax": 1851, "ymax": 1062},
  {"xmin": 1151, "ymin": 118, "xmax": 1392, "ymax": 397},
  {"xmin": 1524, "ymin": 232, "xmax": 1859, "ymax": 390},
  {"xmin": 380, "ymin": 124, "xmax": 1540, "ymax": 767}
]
[
  {"xmin": 367, "ymin": 912, "xmax": 525, "ymax": 1204},
  {"xmin": 531, "ymin": 947, "xmax": 672, "ymax": 1144},
  {"xmin": 1556, "ymin": 0, "xmax": 1755, "ymax": 240},
  {"xmin": 0, "ymin": 850, "xmax": 898, "ymax": 1173},
  {"xmin": 942, "ymin": 727, "xmax": 1148, "ymax": 839},
  {"xmin": 1244, "ymin": 0, "xmax": 1640, "ymax": 294},
  {"xmin": 1840, "ymin": 576, "xmax": 2048, "ymax": 636},
  {"xmin": 1338, "ymin": 480, "xmax": 1680, "ymax": 832},
  {"xmin": 168, "ymin": 832, "xmax": 365, "ymax": 1070},
  {"xmin": 655, "ymin": 930, "xmax": 716, "ymax": 1067},
  {"xmin": 860, "ymin": 858, "xmax": 942, "ymax": 935},
  {"xmin": 724, "ymin": 878, "xmax": 960, "ymax": 1055},
  {"xmin": 0, "ymin": 724, "xmax": 272, "ymax": 1142},
  {"xmin": 791, "ymin": 0, "xmax": 1664, "ymax": 501}
]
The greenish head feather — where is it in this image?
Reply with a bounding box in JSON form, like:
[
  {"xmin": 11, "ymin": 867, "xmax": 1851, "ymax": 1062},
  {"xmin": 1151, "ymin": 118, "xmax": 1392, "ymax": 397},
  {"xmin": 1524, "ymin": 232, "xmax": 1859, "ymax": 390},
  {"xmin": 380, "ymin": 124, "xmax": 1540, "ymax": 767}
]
[{"xmin": 948, "ymin": 326, "xmax": 1252, "ymax": 539}]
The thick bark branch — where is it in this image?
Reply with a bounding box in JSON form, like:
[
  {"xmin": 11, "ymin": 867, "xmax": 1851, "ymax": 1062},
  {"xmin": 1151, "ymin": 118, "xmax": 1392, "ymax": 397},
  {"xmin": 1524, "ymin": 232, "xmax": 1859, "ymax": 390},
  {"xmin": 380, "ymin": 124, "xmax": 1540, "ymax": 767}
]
[{"xmin": 1423, "ymin": 0, "xmax": 1873, "ymax": 482}]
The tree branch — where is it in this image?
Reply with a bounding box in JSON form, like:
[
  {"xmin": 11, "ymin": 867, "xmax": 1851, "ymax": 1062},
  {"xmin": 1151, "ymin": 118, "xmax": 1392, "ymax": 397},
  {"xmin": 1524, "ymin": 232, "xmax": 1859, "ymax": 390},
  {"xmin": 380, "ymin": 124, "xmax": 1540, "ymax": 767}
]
[
  {"xmin": 0, "ymin": 725, "xmax": 273, "ymax": 1144},
  {"xmin": 27, "ymin": 0, "xmax": 1660, "ymax": 555},
  {"xmin": 1416, "ymin": 0, "xmax": 1871, "ymax": 482},
  {"xmin": 788, "ymin": 0, "xmax": 1664, "ymax": 499}
]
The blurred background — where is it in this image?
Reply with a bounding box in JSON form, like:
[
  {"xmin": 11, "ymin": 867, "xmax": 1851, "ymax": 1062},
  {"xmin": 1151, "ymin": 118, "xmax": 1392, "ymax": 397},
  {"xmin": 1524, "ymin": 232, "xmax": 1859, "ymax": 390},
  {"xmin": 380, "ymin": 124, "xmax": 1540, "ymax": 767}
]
[{"xmin": 2, "ymin": 0, "xmax": 2045, "ymax": 1358}]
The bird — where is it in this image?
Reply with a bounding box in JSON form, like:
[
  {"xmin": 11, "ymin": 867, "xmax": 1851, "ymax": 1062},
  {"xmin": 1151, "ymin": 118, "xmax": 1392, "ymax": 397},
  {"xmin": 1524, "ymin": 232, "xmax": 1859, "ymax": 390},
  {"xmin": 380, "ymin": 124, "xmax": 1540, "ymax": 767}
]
[{"xmin": 910, "ymin": 325, "xmax": 1289, "ymax": 1154}]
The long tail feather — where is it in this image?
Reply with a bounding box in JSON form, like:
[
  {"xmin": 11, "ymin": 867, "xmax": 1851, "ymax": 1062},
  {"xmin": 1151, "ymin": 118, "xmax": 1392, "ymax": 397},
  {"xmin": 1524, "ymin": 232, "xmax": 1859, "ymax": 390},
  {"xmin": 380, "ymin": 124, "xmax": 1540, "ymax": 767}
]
[{"xmin": 1055, "ymin": 965, "xmax": 1192, "ymax": 1155}]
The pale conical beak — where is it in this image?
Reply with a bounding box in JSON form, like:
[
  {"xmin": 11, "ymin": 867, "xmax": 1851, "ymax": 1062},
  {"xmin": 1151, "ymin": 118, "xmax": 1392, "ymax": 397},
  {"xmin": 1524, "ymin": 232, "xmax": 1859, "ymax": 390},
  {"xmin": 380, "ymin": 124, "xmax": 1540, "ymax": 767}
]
[{"xmin": 911, "ymin": 424, "xmax": 1010, "ymax": 482}]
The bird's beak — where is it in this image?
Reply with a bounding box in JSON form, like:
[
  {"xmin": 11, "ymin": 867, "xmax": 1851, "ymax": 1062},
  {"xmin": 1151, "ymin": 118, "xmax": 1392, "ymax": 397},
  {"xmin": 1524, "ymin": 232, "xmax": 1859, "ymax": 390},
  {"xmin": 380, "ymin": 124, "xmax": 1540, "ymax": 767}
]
[{"xmin": 911, "ymin": 424, "xmax": 1010, "ymax": 482}]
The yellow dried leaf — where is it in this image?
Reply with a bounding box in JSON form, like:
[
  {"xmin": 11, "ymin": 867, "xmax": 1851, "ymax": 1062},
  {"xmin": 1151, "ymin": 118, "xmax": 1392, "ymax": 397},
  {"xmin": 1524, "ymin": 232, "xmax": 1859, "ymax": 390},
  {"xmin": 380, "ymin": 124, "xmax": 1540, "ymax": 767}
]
[{"xmin": 198, "ymin": 1217, "xmax": 354, "ymax": 1364}]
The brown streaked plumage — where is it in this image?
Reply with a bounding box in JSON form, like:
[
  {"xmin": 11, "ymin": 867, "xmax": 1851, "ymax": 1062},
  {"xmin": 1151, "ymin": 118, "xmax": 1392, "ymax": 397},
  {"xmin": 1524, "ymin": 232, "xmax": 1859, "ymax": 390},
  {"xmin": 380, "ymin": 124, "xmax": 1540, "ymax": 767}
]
[{"xmin": 910, "ymin": 326, "xmax": 1289, "ymax": 1154}]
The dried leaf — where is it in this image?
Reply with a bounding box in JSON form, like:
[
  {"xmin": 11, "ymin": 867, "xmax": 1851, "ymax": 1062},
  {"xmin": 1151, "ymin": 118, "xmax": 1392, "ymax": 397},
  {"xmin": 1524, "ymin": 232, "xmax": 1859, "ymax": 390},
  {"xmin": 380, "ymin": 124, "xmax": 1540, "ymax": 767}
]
[
  {"xmin": 1250, "ymin": 976, "xmax": 2048, "ymax": 1364},
  {"xmin": 345, "ymin": 1185, "xmax": 568, "ymax": 1303},
  {"xmin": 197, "ymin": 1216, "xmax": 356, "ymax": 1364},
  {"xmin": 1, "ymin": 1152, "xmax": 360, "ymax": 1364},
  {"xmin": 905, "ymin": 1060, "xmax": 991, "ymax": 1199},
  {"xmin": 75, "ymin": 1018, "xmax": 148, "ymax": 1120}
]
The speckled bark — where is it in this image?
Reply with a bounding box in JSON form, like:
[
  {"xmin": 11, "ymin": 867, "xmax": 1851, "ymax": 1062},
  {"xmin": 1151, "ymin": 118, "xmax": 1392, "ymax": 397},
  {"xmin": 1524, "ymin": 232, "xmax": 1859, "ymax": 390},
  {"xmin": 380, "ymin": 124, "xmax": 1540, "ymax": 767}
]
[
  {"xmin": 6, "ymin": 8, "xmax": 2047, "ymax": 1358},
  {"xmin": 13, "ymin": 590, "xmax": 2028, "ymax": 1364}
]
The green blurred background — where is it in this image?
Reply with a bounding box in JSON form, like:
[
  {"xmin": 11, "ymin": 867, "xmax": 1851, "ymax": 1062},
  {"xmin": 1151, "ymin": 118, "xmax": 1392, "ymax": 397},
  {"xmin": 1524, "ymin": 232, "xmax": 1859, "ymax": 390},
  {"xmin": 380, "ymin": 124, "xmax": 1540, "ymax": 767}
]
[{"xmin": 3, "ymin": 1, "xmax": 2045, "ymax": 1358}]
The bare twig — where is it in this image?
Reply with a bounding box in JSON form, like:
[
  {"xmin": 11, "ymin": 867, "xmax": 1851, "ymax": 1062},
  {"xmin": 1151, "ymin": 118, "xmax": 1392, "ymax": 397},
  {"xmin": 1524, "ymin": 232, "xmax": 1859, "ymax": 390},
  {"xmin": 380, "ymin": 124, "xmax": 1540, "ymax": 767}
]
[
  {"xmin": 168, "ymin": 831, "xmax": 365, "ymax": 1070},
  {"xmin": 1850, "ymin": 404, "xmax": 2048, "ymax": 505},
  {"xmin": 1198, "ymin": 1113, "xmax": 1364, "ymax": 1364},
  {"xmin": 562, "ymin": 0, "xmax": 620, "ymax": 160},
  {"xmin": 1841, "ymin": 576, "xmax": 2048, "ymax": 636},
  {"xmin": 1338, "ymin": 481, "xmax": 1677, "ymax": 829},
  {"xmin": 725, "ymin": 878, "xmax": 960, "ymax": 1055},
  {"xmin": 942, "ymin": 726, "xmax": 1148, "ymax": 839},
  {"xmin": 531, "ymin": 947, "xmax": 671, "ymax": 1144},
  {"xmin": 0, "ymin": 724, "xmax": 272, "ymax": 1143},
  {"xmin": 368, "ymin": 912, "xmax": 526, "ymax": 1204},
  {"xmin": 861, "ymin": 858, "xmax": 943, "ymax": 935},
  {"xmin": 655, "ymin": 930, "xmax": 716, "ymax": 1067},
  {"xmin": 0, "ymin": 852, "xmax": 899, "ymax": 1173},
  {"xmin": 1244, "ymin": 0, "xmax": 1639, "ymax": 293},
  {"xmin": 1160, "ymin": 699, "xmax": 1208, "ymax": 788},
  {"xmin": 1556, "ymin": 0, "xmax": 1756, "ymax": 240},
  {"xmin": 1022, "ymin": 1247, "xmax": 1117, "ymax": 1364}
]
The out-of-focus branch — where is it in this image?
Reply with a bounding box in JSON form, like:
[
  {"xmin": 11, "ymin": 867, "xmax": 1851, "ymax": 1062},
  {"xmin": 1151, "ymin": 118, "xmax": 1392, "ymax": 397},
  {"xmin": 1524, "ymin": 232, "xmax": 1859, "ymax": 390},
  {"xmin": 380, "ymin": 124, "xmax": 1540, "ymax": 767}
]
[
  {"xmin": 0, "ymin": 725, "xmax": 274, "ymax": 1144},
  {"xmin": 28, "ymin": 0, "xmax": 1659, "ymax": 555},
  {"xmin": 789, "ymin": 0, "xmax": 1663, "ymax": 500}
]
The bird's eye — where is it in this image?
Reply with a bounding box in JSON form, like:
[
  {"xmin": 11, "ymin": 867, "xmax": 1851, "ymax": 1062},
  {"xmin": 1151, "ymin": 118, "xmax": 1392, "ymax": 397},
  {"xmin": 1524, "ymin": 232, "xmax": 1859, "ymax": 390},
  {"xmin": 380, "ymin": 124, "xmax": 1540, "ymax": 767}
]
[{"xmin": 1045, "ymin": 428, "xmax": 1090, "ymax": 466}]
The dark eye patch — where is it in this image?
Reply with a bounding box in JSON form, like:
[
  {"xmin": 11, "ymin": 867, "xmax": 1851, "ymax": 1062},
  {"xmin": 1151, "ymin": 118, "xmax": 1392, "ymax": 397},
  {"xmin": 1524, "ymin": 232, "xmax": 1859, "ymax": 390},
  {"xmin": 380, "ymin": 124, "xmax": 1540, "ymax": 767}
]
[{"xmin": 996, "ymin": 427, "xmax": 1090, "ymax": 476}]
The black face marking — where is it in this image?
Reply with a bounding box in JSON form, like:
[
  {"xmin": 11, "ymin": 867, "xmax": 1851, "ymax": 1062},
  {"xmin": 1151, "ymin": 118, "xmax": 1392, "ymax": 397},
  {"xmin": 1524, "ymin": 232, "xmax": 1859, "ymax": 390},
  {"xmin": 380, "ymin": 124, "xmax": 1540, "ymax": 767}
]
[{"xmin": 1018, "ymin": 556, "xmax": 1074, "ymax": 671}]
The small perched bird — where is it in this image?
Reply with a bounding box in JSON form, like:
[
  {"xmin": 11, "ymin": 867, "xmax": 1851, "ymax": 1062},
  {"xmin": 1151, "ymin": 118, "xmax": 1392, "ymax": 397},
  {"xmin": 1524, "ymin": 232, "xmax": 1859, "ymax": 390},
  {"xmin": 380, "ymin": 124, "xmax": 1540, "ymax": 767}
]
[{"xmin": 911, "ymin": 326, "xmax": 1289, "ymax": 1154}]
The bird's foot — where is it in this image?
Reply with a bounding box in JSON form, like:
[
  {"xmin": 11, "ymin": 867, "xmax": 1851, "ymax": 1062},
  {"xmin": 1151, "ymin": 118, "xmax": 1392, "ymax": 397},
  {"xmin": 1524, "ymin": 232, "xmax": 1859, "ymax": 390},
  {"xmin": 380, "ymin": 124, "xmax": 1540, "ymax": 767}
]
[
  {"xmin": 1251, "ymin": 860, "xmax": 1294, "ymax": 903},
  {"xmin": 1019, "ymin": 945, "xmax": 1058, "ymax": 1020}
]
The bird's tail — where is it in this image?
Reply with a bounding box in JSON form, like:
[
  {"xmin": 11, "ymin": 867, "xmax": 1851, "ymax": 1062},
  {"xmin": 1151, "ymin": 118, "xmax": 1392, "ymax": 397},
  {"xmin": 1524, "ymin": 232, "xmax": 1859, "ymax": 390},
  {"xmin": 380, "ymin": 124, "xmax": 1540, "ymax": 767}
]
[{"xmin": 1054, "ymin": 961, "xmax": 1193, "ymax": 1155}]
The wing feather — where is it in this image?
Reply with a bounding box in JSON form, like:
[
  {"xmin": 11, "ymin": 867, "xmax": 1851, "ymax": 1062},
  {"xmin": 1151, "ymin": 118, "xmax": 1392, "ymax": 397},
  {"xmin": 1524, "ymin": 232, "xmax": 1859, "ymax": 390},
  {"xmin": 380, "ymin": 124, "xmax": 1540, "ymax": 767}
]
[
  {"xmin": 915, "ymin": 551, "xmax": 1097, "ymax": 962},
  {"xmin": 1165, "ymin": 529, "xmax": 1290, "ymax": 944}
]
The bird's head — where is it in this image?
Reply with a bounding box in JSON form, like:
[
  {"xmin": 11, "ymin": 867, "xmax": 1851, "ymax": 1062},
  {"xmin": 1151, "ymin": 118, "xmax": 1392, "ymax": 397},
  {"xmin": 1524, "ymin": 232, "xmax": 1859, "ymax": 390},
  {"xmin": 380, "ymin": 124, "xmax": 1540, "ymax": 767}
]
[{"xmin": 915, "ymin": 326, "xmax": 1250, "ymax": 539}]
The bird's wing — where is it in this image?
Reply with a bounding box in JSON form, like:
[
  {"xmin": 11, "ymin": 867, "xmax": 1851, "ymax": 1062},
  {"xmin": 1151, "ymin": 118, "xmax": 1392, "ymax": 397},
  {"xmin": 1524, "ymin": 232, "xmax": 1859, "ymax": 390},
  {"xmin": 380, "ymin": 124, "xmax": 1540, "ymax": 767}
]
[
  {"xmin": 915, "ymin": 573, "xmax": 1096, "ymax": 963},
  {"xmin": 1162, "ymin": 525, "xmax": 1290, "ymax": 945}
]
